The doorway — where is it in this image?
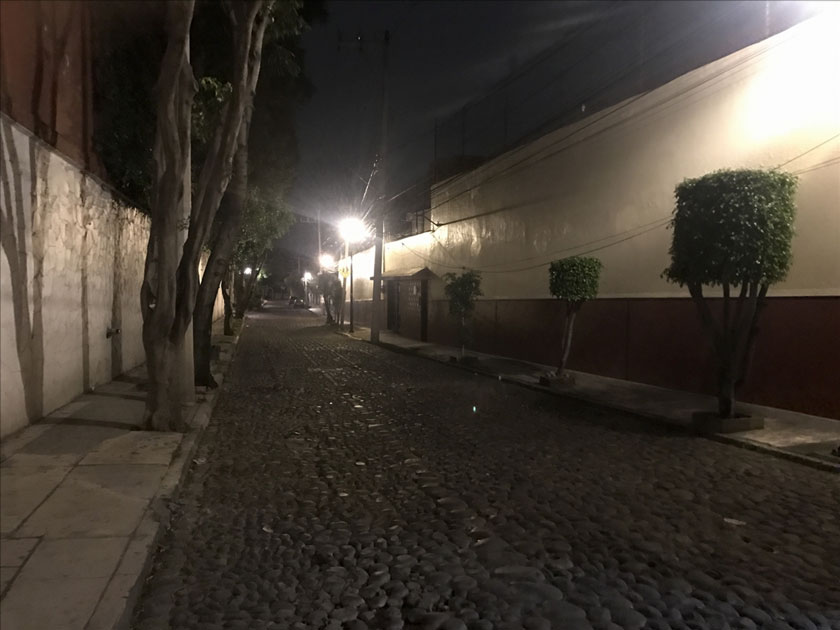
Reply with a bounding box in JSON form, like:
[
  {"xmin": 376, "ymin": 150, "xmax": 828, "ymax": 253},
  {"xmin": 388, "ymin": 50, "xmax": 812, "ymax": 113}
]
[{"xmin": 386, "ymin": 280, "xmax": 399, "ymax": 331}]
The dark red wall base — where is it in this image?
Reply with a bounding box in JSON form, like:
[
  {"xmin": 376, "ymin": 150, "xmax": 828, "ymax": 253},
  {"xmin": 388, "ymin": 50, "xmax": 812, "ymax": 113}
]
[{"xmin": 350, "ymin": 296, "xmax": 840, "ymax": 419}]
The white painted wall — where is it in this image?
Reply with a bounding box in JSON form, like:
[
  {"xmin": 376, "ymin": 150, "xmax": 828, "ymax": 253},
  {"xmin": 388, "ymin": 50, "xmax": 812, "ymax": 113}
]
[
  {"xmin": 349, "ymin": 15, "xmax": 840, "ymax": 303},
  {"xmin": 1, "ymin": 115, "xmax": 225, "ymax": 437}
]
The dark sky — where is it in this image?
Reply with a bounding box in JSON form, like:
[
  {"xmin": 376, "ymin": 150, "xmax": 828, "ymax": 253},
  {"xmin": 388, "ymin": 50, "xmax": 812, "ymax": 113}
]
[{"xmin": 273, "ymin": 0, "xmax": 822, "ymax": 270}]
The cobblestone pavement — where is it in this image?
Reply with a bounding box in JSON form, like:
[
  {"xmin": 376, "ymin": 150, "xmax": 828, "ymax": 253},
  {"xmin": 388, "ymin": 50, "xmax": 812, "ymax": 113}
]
[{"xmin": 134, "ymin": 305, "xmax": 840, "ymax": 630}]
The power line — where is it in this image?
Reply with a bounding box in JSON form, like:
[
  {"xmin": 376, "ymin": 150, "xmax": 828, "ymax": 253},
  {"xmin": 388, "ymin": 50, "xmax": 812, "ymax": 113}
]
[
  {"xmin": 775, "ymin": 133, "xmax": 840, "ymax": 170},
  {"xmin": 790, "ymin": 157, "xmax": 840, "ymax": 176},
  {"xmin": 397, "ymin": 217, "xmax": 671, "ymax": 274},
  {"xmin": 385, "ymin": 127, "xmax": 840, "ymax": 275}
]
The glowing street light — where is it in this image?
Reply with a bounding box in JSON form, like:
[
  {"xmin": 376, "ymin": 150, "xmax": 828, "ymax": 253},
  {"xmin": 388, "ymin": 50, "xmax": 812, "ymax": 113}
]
[
  {"xmin": 303, "ymin": 271, "xmax": 313, "ymax": 282},
  {"xmin": 319, "ymin": 253, "xmax": 335, "ymax": 269},
  {"xmin": 339, "ymin": 217, "xmax": 367, "ymax": 243},
  {"xmin": 243, "ymin": 267, "xmax": 253, "ymax": 276},
  {"xmin": 338, "ymin": 217, "xmax": 368, "ymax": 332}
]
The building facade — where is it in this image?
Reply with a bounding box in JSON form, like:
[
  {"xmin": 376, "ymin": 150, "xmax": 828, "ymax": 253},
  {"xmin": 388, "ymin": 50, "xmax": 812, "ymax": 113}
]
[{"xmin": 344, "ymin": 14, "xmax": 840, "ymax": 419}]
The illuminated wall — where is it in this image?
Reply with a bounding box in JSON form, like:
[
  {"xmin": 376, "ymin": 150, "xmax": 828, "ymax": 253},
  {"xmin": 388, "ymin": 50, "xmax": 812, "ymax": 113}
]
[
  {"xmin": 344, "ymin": 13, "xmax": 840, "ymax": 417},
  {"xmin": 417, "ymin": 13, "xmax": 839, "ymax": 299}
]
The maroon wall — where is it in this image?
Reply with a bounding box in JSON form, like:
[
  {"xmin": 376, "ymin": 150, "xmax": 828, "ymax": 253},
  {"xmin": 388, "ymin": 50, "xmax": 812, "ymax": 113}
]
[{"xmin": 356, "ymin": 295, "xmax": 839, "ymax": 419}]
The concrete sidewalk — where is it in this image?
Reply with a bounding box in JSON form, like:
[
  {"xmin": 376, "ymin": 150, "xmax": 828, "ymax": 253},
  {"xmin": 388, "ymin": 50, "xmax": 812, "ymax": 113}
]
[
  {"xmin": 0, "ymin": 323, "xmax": 239, "ymax": 630},
  {"xmin": 343, "ymin": 324, "xmax": 840, "ymax": 472}
]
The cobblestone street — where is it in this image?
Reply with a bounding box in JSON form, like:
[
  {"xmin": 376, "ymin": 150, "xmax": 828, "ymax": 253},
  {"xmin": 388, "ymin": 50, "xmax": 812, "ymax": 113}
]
[{"xmin": 134, "ymin": 304, "xmax": 840, "ymax": 630}]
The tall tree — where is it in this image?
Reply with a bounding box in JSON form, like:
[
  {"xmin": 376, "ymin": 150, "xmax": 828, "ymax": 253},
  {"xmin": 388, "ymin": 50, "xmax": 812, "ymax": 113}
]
[
  {"xmin": 192, "ymin": 1, "xmax": 305, "ymax": 387},
  {"xmin": 142, "ymin": 0, "xmax": 271, "ymax": 430}
]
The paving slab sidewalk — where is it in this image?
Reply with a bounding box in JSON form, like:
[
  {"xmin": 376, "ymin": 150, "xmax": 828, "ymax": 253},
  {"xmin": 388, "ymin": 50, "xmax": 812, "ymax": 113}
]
[
  {"xmin": 343, "ymin": 324, "xmax": 840, "ymax": 472},
  {"xmin": 0, "ymin": 323, "xmax": 239, "ymax": 630}
]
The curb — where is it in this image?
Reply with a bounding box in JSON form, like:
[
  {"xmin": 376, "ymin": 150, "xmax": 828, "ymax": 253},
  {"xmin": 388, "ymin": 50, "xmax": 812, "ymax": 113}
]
[
  {"xmin": 112, "ymin": 329, "xmax": 243, "ymax": 630},
  {"xmin": 342, "ymin": 332, "xmax": 839, "ymax": 475}
]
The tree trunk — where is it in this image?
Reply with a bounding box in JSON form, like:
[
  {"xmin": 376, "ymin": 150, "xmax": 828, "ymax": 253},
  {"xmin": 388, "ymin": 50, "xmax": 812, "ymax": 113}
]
[
  {"xmin": 171, "ymin": 1, "xmax": 267, "ymax": 341},
  {"xmin": 141, "ymin": 0, "xmax": 268, "ymax": 429},
  {"xmin": 735, "ymin": 284, "xmax": 768, "ymax": 390},
  {"xmin": 323, "ymin": 291, "xmax": 334, "ymax": 323},
  {"xmin": 233, "ymin": 270, "xmax": 246, "ymax": 318},
  {"xmin": 557, "ymin": 302, "xmax": 579, "ymax": 376},
  {"xmin": 141, "ymin": 0, "xmax": 195, "ymax": 431},
  {"xmin": 193, "ymin": 103, "xmax": 253, "ymax": 387},
  {"xmin": 221, "ymin": 272, "xmax": 234, "ymax": 335},
  {"xmin": 240, "ymin": 257, "xmax": 264, "ymax": 315},
  {"xmin": 717, "ymin": 359, "xmax": 736, "ymax": 419}
]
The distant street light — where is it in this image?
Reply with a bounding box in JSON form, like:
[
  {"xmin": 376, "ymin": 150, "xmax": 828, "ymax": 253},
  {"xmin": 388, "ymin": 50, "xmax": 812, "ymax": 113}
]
[
  {"xmin": 244, "ymin": 267, "xmax": 253, "ymax": 276},
  {"xmin": 338, "ymin": 217, "xmax": 368, "ymax": 332},
  {"xmin": 319, "ymin": 253, "xmax": 335, "ymax": 269}
]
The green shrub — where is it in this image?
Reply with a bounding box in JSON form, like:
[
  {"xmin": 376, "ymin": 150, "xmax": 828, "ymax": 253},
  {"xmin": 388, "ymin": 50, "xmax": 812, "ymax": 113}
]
[
  {"xmin": 664, "ymin": 168, "xmax": 797, "ymax": 418},
  {"xmin": 443, "ymin": 270, "xmax": 483, "ymax": 357},
  {"xmin": 548, "ymin": 256, "xmax": 602, "ymax": 376}
]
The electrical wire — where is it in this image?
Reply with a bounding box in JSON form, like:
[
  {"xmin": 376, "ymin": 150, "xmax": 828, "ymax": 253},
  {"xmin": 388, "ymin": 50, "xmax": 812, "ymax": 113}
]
[
  {"xmin": 397, "ymin": 217, "xmax": 671, "ymax": 274},
  {"xmin": 386, "ymin": 127, "xmax": 839, "ymax": 275},
  {"xmin": 775, "ymin": 133, "xmax": 840, "ymax": 170}
]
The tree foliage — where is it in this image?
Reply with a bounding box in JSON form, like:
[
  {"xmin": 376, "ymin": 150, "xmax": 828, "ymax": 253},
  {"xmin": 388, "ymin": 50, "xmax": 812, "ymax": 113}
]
[
  {"xmin": 92, "ymin": 20, "xmax": 164, "ymax": 211},
  {"xmin": 549, "ymin": 256, "xmax": 602, "ymax": 303},
  {"xmin": 443, "ymin": 270, "xmax": 483, "ymax": 318},
  {"xmin": 664, "ymin": 169, "xmax": 796, "ymax": 287},
  {"xmin": 231, "ymin": 188, "xmax": 295, "ymax": 268},
  {"xmin": 664, "ymin": 168, "xmax": 797, "ymax": 418},
  {"xmin": 548, "ymin": 256, "xmax": 602, "ymax": 377},
  {"xmin": 316, "ymin": 271, "xmax": 343, "ymax": 323},
  {"xmin": 443, "ymin": 270, "xmax": 483, "ymax": 358}
]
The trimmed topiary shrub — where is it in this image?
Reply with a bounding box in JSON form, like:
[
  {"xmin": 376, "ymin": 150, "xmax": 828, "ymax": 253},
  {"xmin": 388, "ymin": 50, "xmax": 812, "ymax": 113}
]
[
  {"xmin": 548, "ymin": 256, "xmax": 602, "ymax": 376},
  {"xmin": 443, "ymin": 270, "xmax": 483, "ymax": 359},
  {"xmin": 664, "ymin": 168, "xmax": 797, "ymax": 418}
]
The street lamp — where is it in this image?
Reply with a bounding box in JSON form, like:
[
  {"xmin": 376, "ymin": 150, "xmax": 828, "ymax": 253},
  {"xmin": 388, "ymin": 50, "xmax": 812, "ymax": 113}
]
[
  {"xmin": 243, "ymin": 267, "xmax": 252, "ymax": 276},
  {"xmin": 338, "ymin": 217, "xmax": 368, "ymax": 332},
  {"xmin": 319, "ymin": 253, "xmax": 335, "ymax": 270}
]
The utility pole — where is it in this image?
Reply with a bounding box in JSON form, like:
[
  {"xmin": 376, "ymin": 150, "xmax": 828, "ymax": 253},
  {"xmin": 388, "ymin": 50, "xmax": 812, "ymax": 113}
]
[
  {"xmin": 370, "ymin": 29, "xmax": 389, "ymax": 344},
  {"xmin": 317, "ymin": 207, "xmax": 322, "ymax": 264}
]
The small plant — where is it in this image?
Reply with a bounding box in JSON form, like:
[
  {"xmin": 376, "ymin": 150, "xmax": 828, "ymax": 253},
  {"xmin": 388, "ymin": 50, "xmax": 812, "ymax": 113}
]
[
  {"xmin": 443, "ymin": 270, "xmax": 483, "ymax": 359},
  {"xmin": 664, "ymin": 168, "xmax": 797, "ymax": 419},
  {"xmin": 548, "ymin": 256, "xmax": 602, "ymax": 377}
]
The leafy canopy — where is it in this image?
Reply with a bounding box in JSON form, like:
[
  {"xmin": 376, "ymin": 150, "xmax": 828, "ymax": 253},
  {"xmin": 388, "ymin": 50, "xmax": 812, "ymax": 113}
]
[
  {"xmin": 443, "ymin": 270, "xmax": 483, "ymax": 318},
  {"xmin": 548, "ymin": 256, "xmax": 602, "ymax": 302},
  {"xmin": 664, "ymin": 169, "xmax": 797, "ymax": 288},
  {"xmin": 231, "ymin": 187, "xmax": 295, "ymax": 267}
]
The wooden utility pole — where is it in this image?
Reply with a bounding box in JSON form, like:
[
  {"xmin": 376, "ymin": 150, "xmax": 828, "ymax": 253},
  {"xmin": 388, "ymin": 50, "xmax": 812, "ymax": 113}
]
[{"xmin": 370, "ymin": 29, "xmax": 389, "ymax": 344}]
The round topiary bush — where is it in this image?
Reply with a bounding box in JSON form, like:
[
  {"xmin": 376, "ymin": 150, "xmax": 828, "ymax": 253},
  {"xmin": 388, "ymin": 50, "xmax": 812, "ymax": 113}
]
[
  {"xmin": 664, "ymin": 168, "xmax": 797, "ymax": 418},
  {"xmin": 548, "ymin": 256, "xmax": 602, "ymax": 376}
]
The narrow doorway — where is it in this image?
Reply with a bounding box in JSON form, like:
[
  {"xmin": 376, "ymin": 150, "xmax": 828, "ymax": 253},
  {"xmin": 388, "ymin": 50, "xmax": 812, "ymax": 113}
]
[{"xmin": 386, "ymin": 280, "xmax": 399, "ymax": 331}]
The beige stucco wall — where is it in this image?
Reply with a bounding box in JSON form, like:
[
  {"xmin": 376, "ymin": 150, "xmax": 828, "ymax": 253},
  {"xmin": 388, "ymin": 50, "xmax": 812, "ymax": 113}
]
[
  {"xmin": 1, "ymin": 115, "xmax": 151, "ymax": 436},
  {"xmin": 1, "ymin": 115, "xmax": 225, "ymax": 438},
  {"xmin": 356, "ymin": 15, "xmax": 839, "ymax": 303}
]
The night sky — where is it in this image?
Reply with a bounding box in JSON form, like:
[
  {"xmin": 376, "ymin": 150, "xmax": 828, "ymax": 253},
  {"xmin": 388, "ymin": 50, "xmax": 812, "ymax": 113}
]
[{"xmin": 272, "ymin": 0, "xmax": 822, "ymax": 272}]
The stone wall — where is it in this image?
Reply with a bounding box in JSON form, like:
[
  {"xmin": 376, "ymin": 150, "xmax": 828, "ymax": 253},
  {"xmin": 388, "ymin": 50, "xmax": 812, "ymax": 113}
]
[{"xmin": 0, "ymin": 114, "xmax": 223, "ymax": 438}]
